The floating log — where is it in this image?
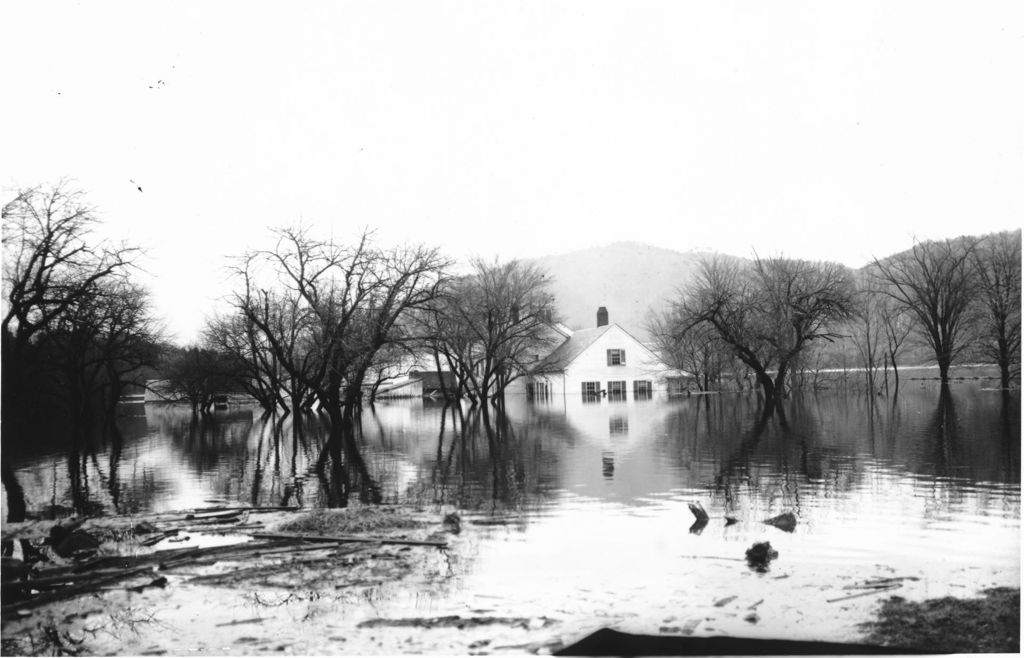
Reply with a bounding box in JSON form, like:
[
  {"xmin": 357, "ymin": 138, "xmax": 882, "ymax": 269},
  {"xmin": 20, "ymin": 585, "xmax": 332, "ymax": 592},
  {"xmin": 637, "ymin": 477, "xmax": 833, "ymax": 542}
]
[{"xmin": 250, "ymin": 532, "xmax": 447, "ymax": 548}]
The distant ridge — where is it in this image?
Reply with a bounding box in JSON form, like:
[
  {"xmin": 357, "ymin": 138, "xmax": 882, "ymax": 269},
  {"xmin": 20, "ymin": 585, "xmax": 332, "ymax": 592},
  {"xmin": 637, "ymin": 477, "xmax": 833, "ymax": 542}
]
[
  {"xmin": 527, "ymin": 229, "xmax": 1019, "ymax": 345},
  {"xmin": 528, "ymin": 242, "xmax": 726, "ymax": 338}
]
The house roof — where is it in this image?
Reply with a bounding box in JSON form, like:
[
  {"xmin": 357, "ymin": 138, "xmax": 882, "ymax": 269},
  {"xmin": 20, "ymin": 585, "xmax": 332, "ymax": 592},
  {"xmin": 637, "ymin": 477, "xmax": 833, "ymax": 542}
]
[{"xmin": 532, "ymin": 325, "xmax": 612, "ymax": 374}]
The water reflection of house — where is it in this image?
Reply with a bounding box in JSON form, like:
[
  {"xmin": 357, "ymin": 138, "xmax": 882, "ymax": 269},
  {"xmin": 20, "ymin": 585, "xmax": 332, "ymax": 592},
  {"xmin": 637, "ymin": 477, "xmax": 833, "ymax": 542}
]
[
  {"xmin": 524, "ymin": 394, "xmax": 680, "ymax": 501},
  {"xmin": 525, "ymin": 307, "xmax": 683, "ymax": 402}
]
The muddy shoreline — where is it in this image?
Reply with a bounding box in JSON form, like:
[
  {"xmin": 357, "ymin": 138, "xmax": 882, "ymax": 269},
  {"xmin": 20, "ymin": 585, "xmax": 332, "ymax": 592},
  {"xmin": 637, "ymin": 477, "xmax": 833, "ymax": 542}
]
[{"xmin": 2, "ymin": 506, "xmax": 1019, "ymax": 655}]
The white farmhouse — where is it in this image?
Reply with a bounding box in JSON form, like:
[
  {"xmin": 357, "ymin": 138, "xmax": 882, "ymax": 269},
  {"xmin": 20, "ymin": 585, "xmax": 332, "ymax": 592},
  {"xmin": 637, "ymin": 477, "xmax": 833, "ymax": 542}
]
[{"xmin": 526, "ymin": 307, "xmax": 680, "ymax": 401}]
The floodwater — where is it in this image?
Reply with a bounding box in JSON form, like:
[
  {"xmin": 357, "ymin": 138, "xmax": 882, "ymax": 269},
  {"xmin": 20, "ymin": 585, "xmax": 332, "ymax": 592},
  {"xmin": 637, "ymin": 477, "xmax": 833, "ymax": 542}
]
[{"xmin": 3, "ymin": 369, "xmax": 1020, "ymax": 653}]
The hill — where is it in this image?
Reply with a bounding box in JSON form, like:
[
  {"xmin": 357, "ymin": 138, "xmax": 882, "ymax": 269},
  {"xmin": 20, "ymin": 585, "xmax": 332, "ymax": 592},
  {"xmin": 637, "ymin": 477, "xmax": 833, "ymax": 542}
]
[{"xmin": 529, "ymin": 242, "xmax": 720, "ymax": 338}]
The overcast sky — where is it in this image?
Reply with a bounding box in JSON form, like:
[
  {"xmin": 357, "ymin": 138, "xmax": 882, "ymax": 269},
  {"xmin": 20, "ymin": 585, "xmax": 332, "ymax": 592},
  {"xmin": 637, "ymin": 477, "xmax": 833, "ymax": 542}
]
[{"xmin": 3, "ymin": 1, "xmax": 1022, "ymax": 343}]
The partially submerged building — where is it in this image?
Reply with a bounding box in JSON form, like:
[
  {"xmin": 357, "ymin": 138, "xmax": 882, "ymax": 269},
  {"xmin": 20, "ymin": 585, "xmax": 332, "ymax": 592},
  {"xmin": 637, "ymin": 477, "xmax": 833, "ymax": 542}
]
[
  {"xmin": 525, "ymin": 307, "xmax": 681, "ymax": 401},
  {"xmin": 373, "ymin": 370, "xmax": 457, "ymax": 399}
]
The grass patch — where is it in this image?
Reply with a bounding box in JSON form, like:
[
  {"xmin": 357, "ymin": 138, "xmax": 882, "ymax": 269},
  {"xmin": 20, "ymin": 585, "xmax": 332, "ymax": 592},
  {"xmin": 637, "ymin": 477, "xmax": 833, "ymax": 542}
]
[
  {"xmin": 860, "ymin": 587, "xmax": 1019, "ymax": 653},
  {"xmin": 274, "ymin": 506, "xmax": 428, "ymax": 536}
]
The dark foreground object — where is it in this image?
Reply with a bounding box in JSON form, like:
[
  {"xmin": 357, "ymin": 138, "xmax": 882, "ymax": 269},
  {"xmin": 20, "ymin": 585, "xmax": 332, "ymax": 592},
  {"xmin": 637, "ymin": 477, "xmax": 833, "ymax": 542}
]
[
  {"xmin": 860, "ymin": 587, "xmax": 1019, "ymax": 654},
  {"xmin": 554, "ymin": 629, "xmax": 931, "ymax": 655}
]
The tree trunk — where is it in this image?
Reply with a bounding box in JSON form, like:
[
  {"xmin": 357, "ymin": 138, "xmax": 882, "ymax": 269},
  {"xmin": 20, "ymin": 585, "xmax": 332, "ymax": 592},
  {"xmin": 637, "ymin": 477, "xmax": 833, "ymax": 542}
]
[
  {"xmin": 889, "ymin": 352, "xmax": 900, "ymax": 397},
  {"xmin": 2, "ymin": 461, "xmax": 27, "ymax": 523},
  {"xmin": 773, "ymin": 365, "xmax": 788, "ymax": 400},
  {"xmin": 998, "ymin": 340, "xmax": 1011, "ymax": 389},
  {"xmin": 755, "ymin": 371, "xmax": 775, "ymax": 401}
]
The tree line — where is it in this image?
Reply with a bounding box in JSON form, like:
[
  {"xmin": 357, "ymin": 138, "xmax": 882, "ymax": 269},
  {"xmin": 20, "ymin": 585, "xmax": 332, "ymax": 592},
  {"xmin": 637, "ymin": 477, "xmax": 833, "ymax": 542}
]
[
  {"xmin": 2, "ymin": 184, "xmax": 560, "ymax": 429},
  {"xmin": 648, "ymin": 230, "xmax": 1021, "ymax": 401},
  {"xmin": 3, "ymin": 183, "xmax": 1019, "ymax": 436}
]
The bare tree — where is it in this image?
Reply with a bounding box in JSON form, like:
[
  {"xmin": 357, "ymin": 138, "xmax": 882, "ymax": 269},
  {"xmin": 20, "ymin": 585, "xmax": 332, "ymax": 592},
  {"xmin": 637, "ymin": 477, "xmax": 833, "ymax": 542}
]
[
  {"xmin": 365, "ymin": 341, "xmax": 414, "ymax": 402},
  {"xmin": 233, "ymin": 227, "xmax": 448, "ymax": 425},
  {"xmin": 849, "ymin": 272, "xmax": 886, "ymax": 394},
  {"xmin": 426, "ymin": 259, "xmax": 559, "ymax": 404},
  {"xmin": 203, "ymin": 311, "xmax": 290, "ymax": 413},
  {"xmin": 2, "ymin": 182, "xmax": 139, "ymax": 348},
  {"xmin": 1, "ymin": 184, "xmax": 154, "ymax": 522},
  {"xmin": 647, "ymin": 307, "xmax": 729, "ymax": 392},
  {"xmin": 972, "ymin": 230, "xmax": 1021, "ymax": 389},
  {"xmin": 872, "ymin": 237, "xmax": 979, "ymax": 384},
  {"xmin": 679, "ymin": 255, "xmax": 855, "ymax": 403},
  {"xmin": 162, "ymin": 345, "xmax": 241, "ymax": 416},
  {"xmin": 879, "ymin": 289, "xmax": 914, "ymax": 395}
]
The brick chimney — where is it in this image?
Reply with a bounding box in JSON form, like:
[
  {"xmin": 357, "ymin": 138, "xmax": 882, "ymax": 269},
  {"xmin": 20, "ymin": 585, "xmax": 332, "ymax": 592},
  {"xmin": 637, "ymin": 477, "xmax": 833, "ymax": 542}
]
[{"xmin": 597, "ymin": 306, "xmax": 608, "ymax": 327}]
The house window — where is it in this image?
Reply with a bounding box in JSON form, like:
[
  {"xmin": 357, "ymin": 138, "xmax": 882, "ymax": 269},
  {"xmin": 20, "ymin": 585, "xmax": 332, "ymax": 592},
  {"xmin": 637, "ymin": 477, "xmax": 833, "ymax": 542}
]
[
  {"xmin": 581, "ymin": 381, "xmax": 601, "ymax": 403},
  {"xmin": 607, "ymin": 349, "xmax": 626, "ymax": 366},
  {"xmin": 607, "ymin": 380, "xmax": 627, "ymax": 402},
  {"xmin": 633, "ymin": 380, "xmax": 652, "ymax": 400}
]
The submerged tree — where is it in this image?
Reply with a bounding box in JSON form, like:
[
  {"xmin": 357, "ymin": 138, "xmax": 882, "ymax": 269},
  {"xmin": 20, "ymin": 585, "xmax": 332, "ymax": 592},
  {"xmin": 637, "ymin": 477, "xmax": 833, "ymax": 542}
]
[
  {"xmin": 233, "ymin": 227, "xmax": 448, "ymax": 425},
  {"xmin": 677, "ymin": 255, "xmax": 855, "ymax": 403},
  {"xmin": 647, "ymin": 307, "xmax": 730, "ymax": 392},
  {"xmin": 972, "ymin": 230, "xmax": 1021, "ymax": 389},
  {"xmin": 878, "ymin": 294, "xmax": 914, "ymax": 395},
  {"xmin": 203, "ymin": 311, "xmax": 291, "ymax": 413},
  {"xmin": 162, "ymin": 345, "xmax": 242, "ymax": 416},
  {"xmin": 872, "ymin": 237, "xmax": 979, "ymax": 384},
  {"xmin": 849, "ymin": 271, "xmax": 887, "ymax": 394},
  {"xmin": 2, "ymin": 183, "xmax": 155, "ymax": 521},
  {"xmin": 423, "ymin": 259, "xmax": 559, "ymax": 404}
]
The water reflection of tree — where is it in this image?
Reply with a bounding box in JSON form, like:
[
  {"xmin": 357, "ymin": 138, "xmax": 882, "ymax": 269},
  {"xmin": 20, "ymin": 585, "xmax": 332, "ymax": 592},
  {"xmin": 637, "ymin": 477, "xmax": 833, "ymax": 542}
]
[
  {"xmin": 928, "ymin": 387, "xmax": 958, "ymax": 479},
  {"xmin": 410, "ymin": 403, "xmax": 557, "ymax": 513},
  {"xmin": 670, "ymin": 393, "xmax": 869, "ymax": 516},
  {"xmin": 155, "ymin": 408, "xmax": 256, "ymax": 472},
  {"xmin": 666, "ymin": 386, "xmax": 1021, "ymax": 520},
  {"xmin": 1000, "ymin": 392, "xmax": 1020, "ymax": 482},
  {"xmin": 314, "ymin": 413, "xmax": 383, "ymax": 507}
]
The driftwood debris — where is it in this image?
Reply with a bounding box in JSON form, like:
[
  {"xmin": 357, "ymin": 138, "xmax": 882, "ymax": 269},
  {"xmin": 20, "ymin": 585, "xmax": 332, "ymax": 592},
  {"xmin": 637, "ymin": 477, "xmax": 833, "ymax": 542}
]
[
  {"xmin": 216, "ymin": 617, "xmax": 265, "ymax": 627},
  {"xmin": 1, "ymin": 565, "xmax": 156, "ymax": 615},
  {"xmin": 686, "ymin": 503, "xmax": 740, "ymax": 529},
  {"xmin": 1, "ymin": 536, "xmax": 361, "ymax": 615},
  {"xmin": 2, "ymin": 507, "xmax": 452, "ymax": 615},
  {"xmin": 687, "ymin": 502, "xmax": 709, "ymax": 523},
  {"xmin": 140, "ymin": 530, "xmax": 180, "ymax": 547},
  {"xmin": 846, "ymin": 576, "xmax": 920, "ymax": 589},
  {"xmin": 250, "ymin": 531, "xmax": 448, "ymax": 548},
  {"xmin": 153, "ymin": 506, "xmax": 297, "ymax": 520},
  {"xmin": 827, "ymin": 585, "xmax": 902, "ymax": 603},
  {"xmin": 188, "ymin": 545, "xmax": 365, "ymax": 584},
  {"xmin": 828, "ymin": 576, "xmax": 920, "ymax": 602}
]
